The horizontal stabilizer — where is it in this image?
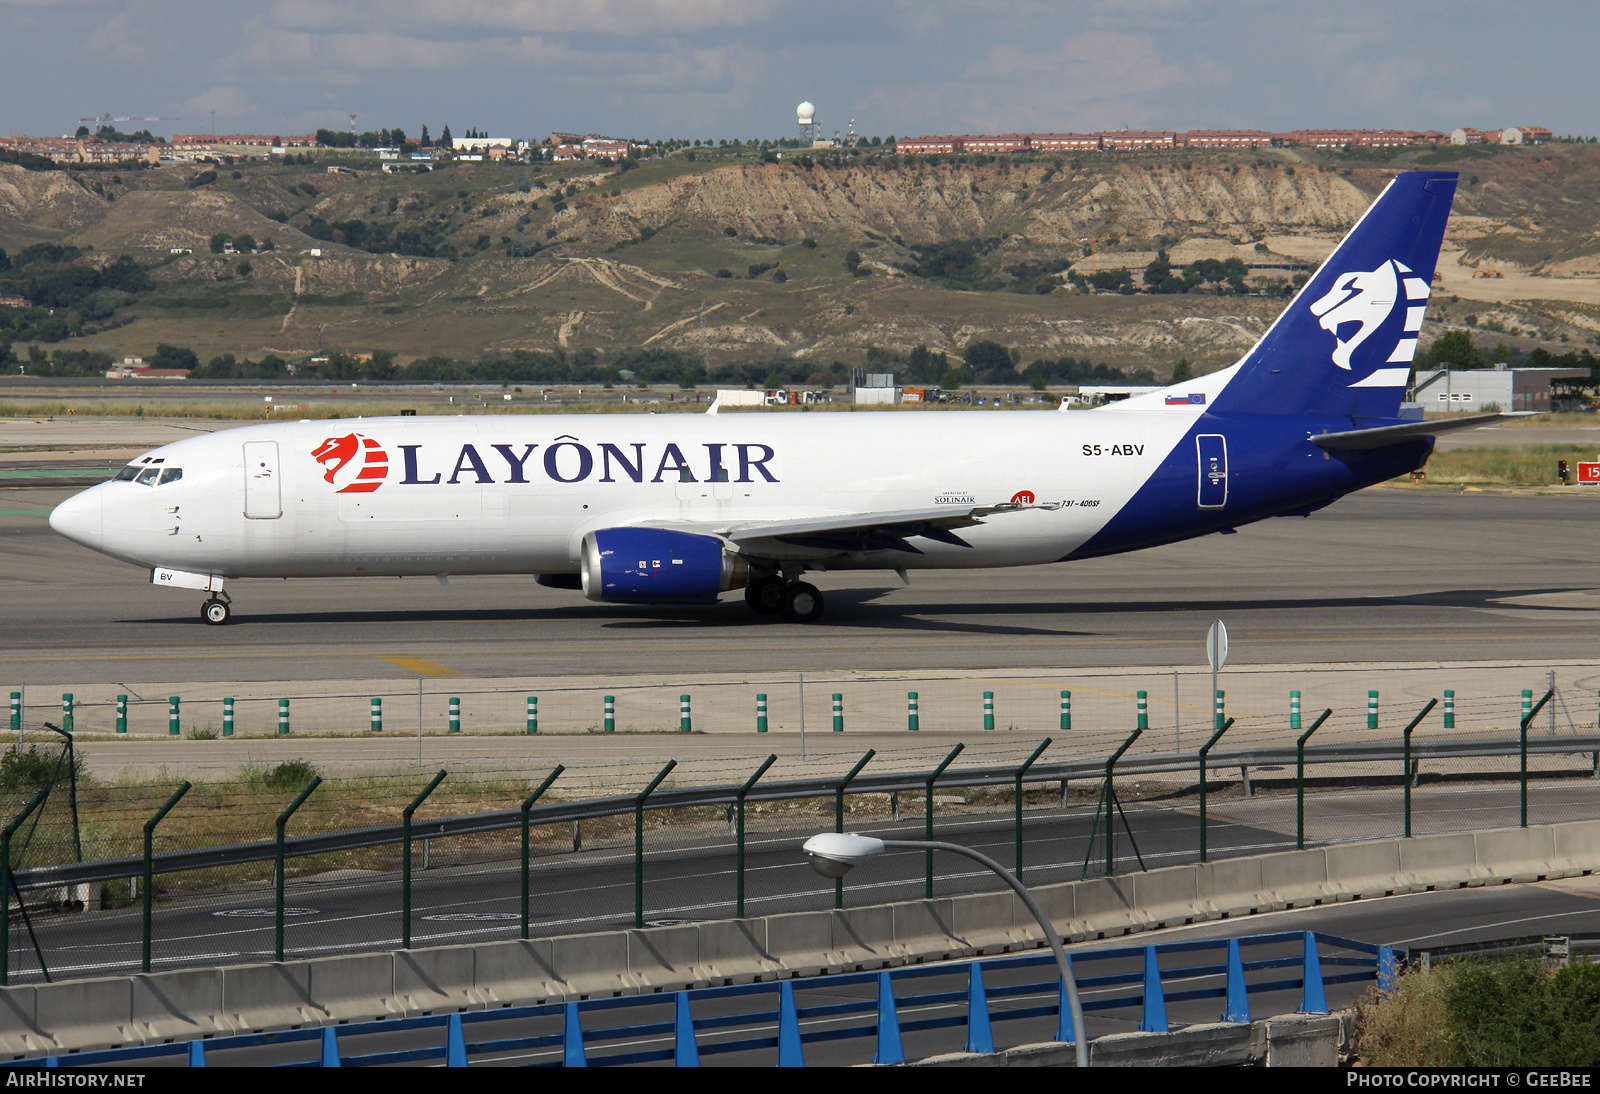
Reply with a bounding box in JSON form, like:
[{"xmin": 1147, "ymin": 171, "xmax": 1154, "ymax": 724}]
[{"xmin": 1310, "ymin": 412, "xmax": 1525, "ymax": 451}]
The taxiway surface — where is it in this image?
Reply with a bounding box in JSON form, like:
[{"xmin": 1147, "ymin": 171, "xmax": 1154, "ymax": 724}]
[{"xmin": 2, "ymin": 484, "xmax": 1596, "ymax": 684}]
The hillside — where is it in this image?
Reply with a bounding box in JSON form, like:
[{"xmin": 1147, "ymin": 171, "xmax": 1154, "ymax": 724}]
[{"xmin": 2, "ymin": 140, "xmax": 1598, "ymax": 376}]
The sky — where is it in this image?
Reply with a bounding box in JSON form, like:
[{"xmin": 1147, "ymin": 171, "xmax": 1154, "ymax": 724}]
[{"xmin": 2, "ymin": 0, "xmax": 1597, "ymax": 142}]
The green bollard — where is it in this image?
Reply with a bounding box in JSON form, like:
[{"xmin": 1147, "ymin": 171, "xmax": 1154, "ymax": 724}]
[
  {"xmin": 756, "ymin": 693, "xmax": 768, "ymax": 733},
  {"xmin": 61, "ymin": 693, "xmax": 73, "ymax": 734},
  {"xmin": 370, "ymin": 697, "xmax": 382, "ymax": 732},
  {"xmin": 7, "ymin": 692, "xmax": 17, "ymax": 734},
  {"xmin": 168, "ymin": 696, "xmax": 180, "ymax": 736},
  {"xmin": 832, "ymin": 693, "xmax": 843, "ymax": 732},
  {"xmin": 278, "ymin": 698, "xmax": 290, "ymax": 735},
  {"xmin": 605, "ymin": 695, "xmax": 615, "ymax": 733},
  {"xmin": 1060, "ymin": 690, "xmax": 1072, "ymax": 731},
  {"xmin": 117, "ymin": 694, "xmax": 129, "ymax": 734},
  {"xmin": 449, "ymin": 696, "xmax": 461, "ymax": 733},
  {"xmin": 1444, "ymin": 690, "xmax": 1454, "ymax": 730},
  {"xmin": 984, "ymin": 691, "xmax": 995, "ymax": 731},
  {"xmin": 221, "ymin": 697, "xmax": 232, "ymax": 737},
  {"xmin": 1135, "ymin": 690, "xmax": 1147, "ymax": 731},
  {"xmin": 526, "ymin": 695, "xmax": 538, "ymax": 735},
  {"xmin": 1214, "ymin": 689, "xmax": 1225, "ymax": 731},
  {"xmin": 908, "ymin": 691, "xmax": 920, "ymax": 731},
  {"xmin": 680, "ymin": 694, "xmax": 691, "ymax": 733},
  {"xmin": 1290, "ymin": 690, "xmax": 1302, "ymax": 731},
  {"xmin": 1368, "ymin": 690, "xmax": 1379, "ymax": 729}
]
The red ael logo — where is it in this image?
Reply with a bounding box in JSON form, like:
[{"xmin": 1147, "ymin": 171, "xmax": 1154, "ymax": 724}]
[
  {"xmin": 1010, "ymin": 490, "xmax": 1036, "ymax": 504},
  {"xmin": 312, "ymin": 433, "xmax": 389, "ymax": 494}
]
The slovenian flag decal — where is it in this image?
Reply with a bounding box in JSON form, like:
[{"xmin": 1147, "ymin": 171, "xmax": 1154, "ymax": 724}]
[{"xmin": 1166, "ymin": 393, "xmax": 1206, "ymax": 405}]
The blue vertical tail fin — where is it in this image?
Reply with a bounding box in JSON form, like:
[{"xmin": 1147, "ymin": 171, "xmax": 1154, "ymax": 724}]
[{"xmin": 1212, "ymin": 171, "xmax": 1457, "ymax": 421}]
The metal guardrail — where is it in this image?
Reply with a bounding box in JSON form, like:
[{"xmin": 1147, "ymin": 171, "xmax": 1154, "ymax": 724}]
[
  {"xmin": 14, "ymin": 734, "xmax": 1600, "ymax": 893},
  {"xmin": 11, "ymin": 929, "xmax": 1388, "ymax": 1068}
]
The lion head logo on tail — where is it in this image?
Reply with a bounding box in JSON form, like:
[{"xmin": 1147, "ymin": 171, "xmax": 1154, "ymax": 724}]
[
  {"xmin": 312, "ymin": 433, "xmax": 389, "ymax": 494},
  {"xmin": 1307, "ymin": 260, "xmax": 1402, "ymax": 370}
]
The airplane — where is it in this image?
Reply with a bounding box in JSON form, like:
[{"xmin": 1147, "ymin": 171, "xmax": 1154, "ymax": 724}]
[{"xmin": 50, "ymin": 170, "xmax": 1500, "ymax": 625}]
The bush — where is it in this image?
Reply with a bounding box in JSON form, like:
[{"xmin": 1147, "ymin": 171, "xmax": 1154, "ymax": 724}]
[
  {"xmin": 1359, "ymin": 959, "xmax": 1600, "ymax": 1066},
  {"xmin": 0, "ymin": 745, "xmax": 80, "ymax": 792},
  {"xmin": 261, "ymin": 760, "xmax": 319, "ymax": 791}
]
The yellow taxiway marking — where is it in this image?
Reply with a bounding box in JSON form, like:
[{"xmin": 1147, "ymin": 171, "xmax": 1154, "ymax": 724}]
[{"xmin": 379, "ymin": 656, "xmax": 464, "ymax": 677}]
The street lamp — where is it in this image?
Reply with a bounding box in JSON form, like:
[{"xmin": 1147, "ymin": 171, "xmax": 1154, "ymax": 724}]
[{"xmin": 801, "ymin": 832, "xmax": 1088, "ymax": 1067}]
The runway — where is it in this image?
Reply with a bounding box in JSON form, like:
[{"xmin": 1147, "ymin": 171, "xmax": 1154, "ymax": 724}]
[{"xmin": 2, "ymin": 480, "xmax": 1597, "ymax": 684}]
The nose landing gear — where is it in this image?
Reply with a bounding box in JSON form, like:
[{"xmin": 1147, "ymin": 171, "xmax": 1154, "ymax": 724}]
[{"xmin": 201, "ymin": 593, "xmax": 232, "ymax": 626}]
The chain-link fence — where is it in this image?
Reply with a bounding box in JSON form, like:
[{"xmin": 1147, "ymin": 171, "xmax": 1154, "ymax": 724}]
[{"xmin": 1, "ymin": 664, "xmax": 1597, "ymax": 986}]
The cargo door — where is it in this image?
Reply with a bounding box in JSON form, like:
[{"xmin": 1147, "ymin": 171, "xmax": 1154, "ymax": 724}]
[
  {"xmin": 243, "ymin": 441, "xmax": 282, "ymax": 519},
  {"xmin": 1196, "ymin": 434, "xmax": 1227, "ymax": 509}
]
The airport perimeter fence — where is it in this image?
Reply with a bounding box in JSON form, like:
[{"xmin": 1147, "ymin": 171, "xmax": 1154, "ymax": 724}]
[
  {"xmin": 0, "ymin": 675, "xmax": 1596, "ymax": 986},
  {"xmin": 9, "ymin": 662, "xmax": 1600, "ymax": 754}
]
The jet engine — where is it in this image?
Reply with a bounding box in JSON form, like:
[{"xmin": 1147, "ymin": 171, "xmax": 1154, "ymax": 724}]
[{"xmin": 580, "ymin": 528, "xmax": 749, "ymax": 604}]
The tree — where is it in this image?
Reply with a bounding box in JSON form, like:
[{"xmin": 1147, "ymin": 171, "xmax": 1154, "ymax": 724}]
[
  {"xmin": 439, "ymin": 124, "xmax": 453, "ymax": 147},
  {"xmin": 1419, "ymin": 330, "xmax": 1483, "ymax": 371},
  {"xmin": 1170, "ymin": 358, "xmax": 1193, "ymax": 384},
  {"xmin": 845, "ymin": 249, "xmax": 863, "ymax": 276},
  {"xmin": 420, "ymin": 125, "xmax": 431, "ymax": 148},
  {"xmin": 1143, "ymin": 250, "xmax": 1173, "ymax": 291},
  {"xmin": 963, "ymin": 339, "xmax": 1012, "ymax": 377},
  {"xmin": 150, "ymin": 343, "xmax": 198, "ymax": 372},
  {"xmin": 209, "ymin": 233, "xmax": 230, "ymax": 254}
]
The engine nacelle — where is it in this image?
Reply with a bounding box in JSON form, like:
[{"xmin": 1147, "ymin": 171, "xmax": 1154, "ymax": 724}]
[{"xmin": 581, "ymin": 527, "xmax": 749, "ymax": 604}]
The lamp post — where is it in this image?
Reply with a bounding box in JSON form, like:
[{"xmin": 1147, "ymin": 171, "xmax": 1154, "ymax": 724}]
[{"xmin": 801, "ymin": 832, "xmax": 1088, "ymax": 1068}]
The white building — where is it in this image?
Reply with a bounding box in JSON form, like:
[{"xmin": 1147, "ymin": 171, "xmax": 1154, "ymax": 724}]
[{"xmin": 1412, "ymin": 367, "xmax": 1588, "ymax": 412}]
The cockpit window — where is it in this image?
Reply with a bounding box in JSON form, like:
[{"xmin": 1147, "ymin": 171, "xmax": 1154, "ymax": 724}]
[
  {"xmin": 159, "ymin": 468, "xmax": 183, "ymax": 485},
  {"xmin": 135, "ymin": 468, "xmax": 160, "ymax": 486},
  {"xmin": 114, "ymin": 466, "xmax": 140, "ymax": 481}
]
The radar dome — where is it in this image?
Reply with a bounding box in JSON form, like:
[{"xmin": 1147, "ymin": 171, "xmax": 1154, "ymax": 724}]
[{"xmin": 797, "ymin": 102, "xmax": 816, "ymax": 123}]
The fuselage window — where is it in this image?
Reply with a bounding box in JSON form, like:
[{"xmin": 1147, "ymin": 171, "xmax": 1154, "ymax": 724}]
[
  {"xmin": 159, "ymin": 467, "xmax": 183, "ymax": 485},
  {"xmin": 136, "ymin": 468, "xmax": 161, "ymax": 486}
]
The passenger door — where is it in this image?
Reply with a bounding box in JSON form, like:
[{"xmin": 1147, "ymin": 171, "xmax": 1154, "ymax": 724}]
[{"xmin": 243, "ymin": 441, "xmax": 282, "ymax": 519}]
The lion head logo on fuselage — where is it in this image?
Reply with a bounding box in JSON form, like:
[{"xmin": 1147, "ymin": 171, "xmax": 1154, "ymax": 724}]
[{"xmin": 312, "ymin": 433, "xmax": 389, "ymax": 494}]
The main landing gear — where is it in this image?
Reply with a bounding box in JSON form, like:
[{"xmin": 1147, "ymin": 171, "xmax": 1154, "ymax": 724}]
[
  {"xmin": 744, "ymin": 575, "xmax": 825, "ymax": 623},
  {"xmin": 200, "ymin": 592, "xmax": 232, "ymax": 626}
]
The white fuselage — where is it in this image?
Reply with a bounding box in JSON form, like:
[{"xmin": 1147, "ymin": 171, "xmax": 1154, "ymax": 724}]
[{"xmin": 54, "ymin": 402, "xmax": 1210, "ymax": 581}]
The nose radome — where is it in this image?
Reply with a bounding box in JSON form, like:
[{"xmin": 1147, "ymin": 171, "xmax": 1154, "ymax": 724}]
[{"xmin": 49, "ymin": 488, "xmax": 103, "ymax": 552}]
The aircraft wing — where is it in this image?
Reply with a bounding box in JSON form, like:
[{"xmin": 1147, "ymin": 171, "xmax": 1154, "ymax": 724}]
[
  {"xmin": 644, "ymin": 502, "xmax": 1062, "ymax": 556},
  {"xmin": 1309, "ymin": 412, "xmax": 1527, "ymax": 451}
]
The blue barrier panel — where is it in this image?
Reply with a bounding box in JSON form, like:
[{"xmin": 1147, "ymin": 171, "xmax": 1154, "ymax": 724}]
[
  {"xmin": 964, "ymin": 962, "xmax": 994, "ymax": 1054},
  {"xmin": 778, "ymin": 981, "xmax": 804, "ymax": 1067},
  {"xmin": 1300, "ymin": 932, "xmax": 1329, "ymax": 1014},
  {"xmin": 1055, "ymin": 957, "xmax": 1076, "ymax": 1044},
  {"xmin": 1138, "ymin": 946, "xmax": 1168, "ymax": 1033},
  {"xmin": 446, "ymin": 1014, "xmax": 467, "ymax": 1068},
  {"xmin": 1378, "ymin": 945, "xmax": 1399, "ymax": 994},
  {"xmin": 872, "ymin": 971, "xmax": 904, "ymax": 1065},
  {"xmin": 563, "ymin": 1001, "xmax": 587, "ymax": 1068},
  {"xmin": 13, "ymin": 930, "xmax": 1390, "ymax": 1069},
  {"xmin": 321, "ymin": 1027, "xmax": 341, "ymax": 1068},
  {"xmin": 1223, "ymin": 938, "xmax": 1251, "ymax": 1023},
  {"xmin": 674, "ymin": 993, "xmax": 699, "ymax": 1067}
]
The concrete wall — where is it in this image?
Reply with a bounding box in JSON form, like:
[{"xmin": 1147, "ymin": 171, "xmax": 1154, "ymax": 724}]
[{"xmin": 4, "ymin": 819, "xmax": 1597, "ymax": 1057}]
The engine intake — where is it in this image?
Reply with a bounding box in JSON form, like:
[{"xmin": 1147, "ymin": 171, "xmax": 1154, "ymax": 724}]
[{"xmin": 581, "ymin": 528, "xmax": 748, "ymax": 604}]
